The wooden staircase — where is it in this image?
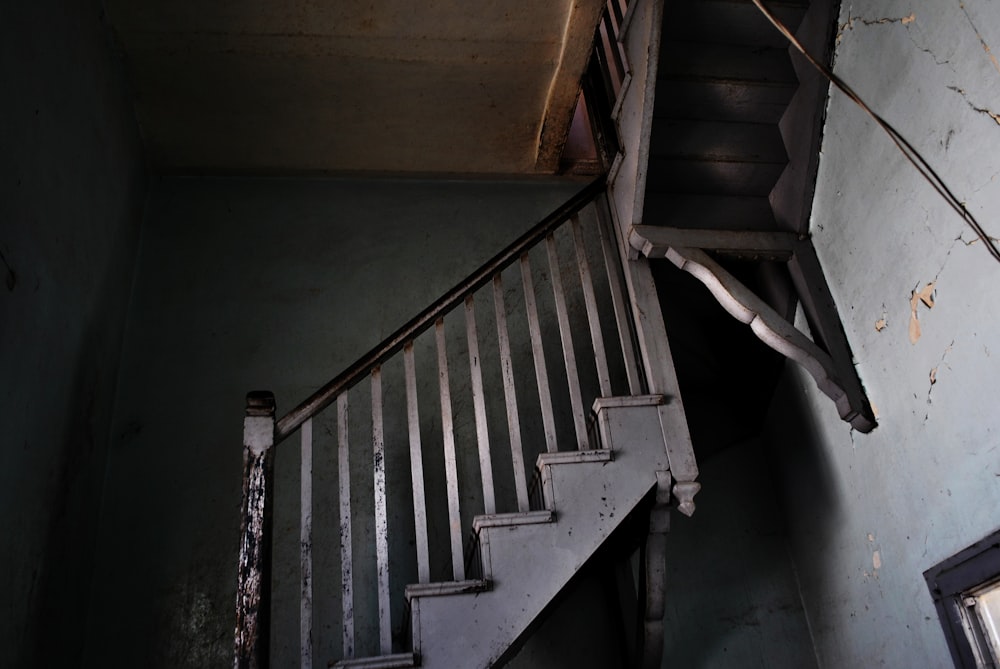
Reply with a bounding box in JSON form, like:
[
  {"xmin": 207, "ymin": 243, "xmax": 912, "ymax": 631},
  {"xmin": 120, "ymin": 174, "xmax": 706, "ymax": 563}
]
[{"xmin": 233, "ymin": 1, "xmax": 880, "ymax": 667}]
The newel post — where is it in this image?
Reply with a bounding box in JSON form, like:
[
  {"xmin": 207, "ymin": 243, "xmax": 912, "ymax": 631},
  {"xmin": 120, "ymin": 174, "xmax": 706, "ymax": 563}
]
[{"xmin": 234, "ymin": 391, "xmax": 276, "ymax": 669}]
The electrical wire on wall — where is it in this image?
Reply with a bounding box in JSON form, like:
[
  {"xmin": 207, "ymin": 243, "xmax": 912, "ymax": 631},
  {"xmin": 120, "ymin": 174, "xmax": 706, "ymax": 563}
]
[{"xmin": 751, "ymin": 0, "xmax": 1000, "ymax": 265}]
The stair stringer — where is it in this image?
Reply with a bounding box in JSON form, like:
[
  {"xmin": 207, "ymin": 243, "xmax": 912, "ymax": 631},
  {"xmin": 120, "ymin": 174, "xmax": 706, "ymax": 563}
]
[{"xmin": 409, "ymin": 398, "xmax": 670, "ymax": 669}]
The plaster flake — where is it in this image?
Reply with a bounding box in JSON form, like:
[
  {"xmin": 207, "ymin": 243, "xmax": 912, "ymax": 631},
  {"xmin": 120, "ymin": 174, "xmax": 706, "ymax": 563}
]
[{"xmin": 907, "ymin": 281, "xmax": 936, "ymax": 344}]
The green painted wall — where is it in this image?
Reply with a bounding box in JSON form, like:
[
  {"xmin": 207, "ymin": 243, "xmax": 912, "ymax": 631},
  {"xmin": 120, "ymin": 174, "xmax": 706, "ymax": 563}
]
[
  {"xmin": 83, "ymin": 176, "xmax": 581, "ymax": 667},
  {"xmin": 0, "ymin": 1, "xmax": 146, "ymax": 666},
  {"xmin": 766, "ymin": 0, "xmax": 1000, "ymax": 664}
]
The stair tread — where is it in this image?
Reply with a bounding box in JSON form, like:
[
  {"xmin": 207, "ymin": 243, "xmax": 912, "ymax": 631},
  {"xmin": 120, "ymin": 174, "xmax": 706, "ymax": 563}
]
[
  {"xmin": 536, "ymin": 448, "xmax": 614, "ymax": 467},
  {"xmin": 330, "ymin": 652, "xmax": 418, "ymax": 669}
]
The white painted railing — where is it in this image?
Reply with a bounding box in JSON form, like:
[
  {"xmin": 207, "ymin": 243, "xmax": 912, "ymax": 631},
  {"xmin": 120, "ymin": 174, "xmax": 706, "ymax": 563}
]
[{"xmin": 234, "ymin": 179, "xmax": 651, "ymax": 667}]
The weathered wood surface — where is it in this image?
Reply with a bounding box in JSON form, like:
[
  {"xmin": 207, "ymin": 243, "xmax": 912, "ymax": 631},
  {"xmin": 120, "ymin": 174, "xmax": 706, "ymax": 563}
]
[
  {"xmin": 465, "ymin": 295, "xmax": 497, "ymax": 515},
  {"xmin": 596, "ymin": 195, "xmax": 642, "ymax": 394},
  {"xmin": 492, "ymin": 274, "xmax": 530, "ymax": 512},
  {"xmin": 546, "ymin": 233, "xmax": 590, "ymax": 450},
  {"xmin": 300, "ymin": 418, "xmax": 313, "ymax": 669},
  {"xmin": 435, "ymin": 318, "xmax": 465, "ymax": 580},
  {"xmin": 403, "ymin": 343, "xmax": 431, "ymax": 584},
  {"xmin": 370, "ymin": 367, "xmax": 392, "ymax": 654},
  {"xmin": 337, "ymin": 393, "xmax": 355, "ymax": 659},
  {"xmin": 235, "ymin": 391, "xmax": 276, "ymax": 669},
  {"xmin": 572, "ymin": 215, "xmax": 613, "ymax": 397},
  {"xmin": 519, "ymin": 253, "xmax": 559, "ymax": 453}
]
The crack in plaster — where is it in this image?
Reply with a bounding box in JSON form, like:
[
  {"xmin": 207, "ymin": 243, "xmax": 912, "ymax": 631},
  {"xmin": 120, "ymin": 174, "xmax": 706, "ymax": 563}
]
[
  {"xmin": 926, "ymin": 340, "xmax": 954, "ymax": 408},
  {"xmin": 958, "ymin": 0, "xmax": 1000, "ymax": 77},
  {"xmin": 947, "ymin": 86, "xmax": 1000, "ymax": 126},
  {"xmin": 959, "ymin": 230, "xmax": 1000, "ymax": 246},
  {"xmin": 836, "ymin": 9, "xmax": 916, "ymax": 44},
  {"xmin": 907, "ymin": 35, "xmax": 954, "ymax": 69}
]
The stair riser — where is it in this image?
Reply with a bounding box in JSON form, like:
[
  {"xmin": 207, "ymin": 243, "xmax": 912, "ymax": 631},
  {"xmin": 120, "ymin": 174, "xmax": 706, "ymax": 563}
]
[
  {"xmin": 648, "ymin": 158, "xmax": 786, "ymax": 196},
  {"xmin": 642, "ymin": 194, "xmax": 777, "ymax": 230},
  {"xmin": 660, "ymin": 43, "xmax": 797, "ymax": 83},
  {"xmin": 656, "ymin": 80, "xmax": 796, "ymax": 124},
  {"xmin": 651, "ymin": 120, "xmax": 787, "ymax": 163}
]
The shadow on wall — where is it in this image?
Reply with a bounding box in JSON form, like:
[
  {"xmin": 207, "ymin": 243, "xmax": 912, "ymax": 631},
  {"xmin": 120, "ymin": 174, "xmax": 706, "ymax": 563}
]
[
  {"xmin": 19, "ymin": 225, "xmax": 144, "ymax": 667},
  {"xmin": 762, "ymin": 363, "xmax": 844, "ymax": 647},
  {"xmin": 660, "ymin": 437, "xmax": 820, "ymax": 668}
]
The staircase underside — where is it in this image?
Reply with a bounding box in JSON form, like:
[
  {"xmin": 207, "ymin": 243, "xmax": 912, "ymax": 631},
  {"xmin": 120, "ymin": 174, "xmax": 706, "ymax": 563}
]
[{"xmin": 641, "ymin": 0, "xmax": 874, "ymax": 459}]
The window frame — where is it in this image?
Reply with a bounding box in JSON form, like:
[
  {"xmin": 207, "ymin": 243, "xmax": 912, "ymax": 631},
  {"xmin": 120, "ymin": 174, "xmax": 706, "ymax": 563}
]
[{"xmin": 925, "ymin": 529, "xmax": 1000, "ymax": 668}]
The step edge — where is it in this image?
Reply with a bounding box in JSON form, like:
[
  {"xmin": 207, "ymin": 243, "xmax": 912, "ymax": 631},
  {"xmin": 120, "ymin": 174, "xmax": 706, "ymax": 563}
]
[
  {"xmin": 472, "ymin": 509, "xmax": 556, "ymax": 532},
  {"xmin": 536, "ymin": 449, "xmax": 614, "ymax": 469},
  {"xmin": 329, "ymin": 651, "xmax": 419, "ymax": 669},
  {"xmin": 404, "ymin": 579, "xmax": 490, "ymax": 602},
  {"xmin": 593, "ymin": 394, "xmax": 665, "ymax": 410}
]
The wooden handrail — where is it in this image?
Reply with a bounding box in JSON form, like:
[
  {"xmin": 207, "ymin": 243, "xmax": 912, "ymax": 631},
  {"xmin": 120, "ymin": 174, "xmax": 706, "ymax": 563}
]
[{"xmin": 274, "ymin": 175, "xmax": 607, "ymax": 443}]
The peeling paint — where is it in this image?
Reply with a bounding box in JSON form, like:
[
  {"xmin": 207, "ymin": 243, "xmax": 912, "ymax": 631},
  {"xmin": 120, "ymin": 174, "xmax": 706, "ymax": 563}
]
[{"xmin": 908, "ymin": 282, "xmax": 936, "ymax": 344}]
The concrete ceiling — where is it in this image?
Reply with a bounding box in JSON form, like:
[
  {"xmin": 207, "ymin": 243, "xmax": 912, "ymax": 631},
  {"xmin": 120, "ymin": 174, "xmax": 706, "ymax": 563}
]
[{"xmin": 105, "ymin": 0, "xmax": 604, "ymax": 175}]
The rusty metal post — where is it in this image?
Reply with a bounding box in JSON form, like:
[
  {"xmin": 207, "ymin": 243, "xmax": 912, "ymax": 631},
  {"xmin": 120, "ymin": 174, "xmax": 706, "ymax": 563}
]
[{"xmin": 234, "ymin": 391, "xmax": 276, "ymax": 669}]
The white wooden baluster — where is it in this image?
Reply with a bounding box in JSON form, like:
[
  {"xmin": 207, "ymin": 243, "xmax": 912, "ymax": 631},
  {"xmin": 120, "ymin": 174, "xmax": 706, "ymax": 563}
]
[
  {"xmin": 596, "ymin": 198, "xmax": 642, "ymax": 394},
  {"xmin": 371, "ymin": 367, "xmax": 392, "ymax": 654},
  {"xmin": 545, "ymin": 233, "xmax": 589, "ymax": 450},
  {"xmin": 435, "ymin": 318, "xmax": 465, "ymax": 580},
  {"xmin": 492, "ymin": 274, "xmax": 530, "ymax": 511},
  {"xmin": 337, "ymin": 393, "xmax": 354, "ymax": 659},
  {"xmin": 571, "ymin": 214, "xmax": 613, "ymax": 398},
  {"xmin": 300, "ymin": 418, "xmax": 313, "ymax": 669},
  {"xmin": 519, "ymin": 253, "xmax": 559, "ymax": 453},
  {"xmin": 403, "ymin": 343, "xmax": 431, "ymax": 584},
  {"xmin": 464, "ymin": 295, "xmax": 497, "ymax": 515}
]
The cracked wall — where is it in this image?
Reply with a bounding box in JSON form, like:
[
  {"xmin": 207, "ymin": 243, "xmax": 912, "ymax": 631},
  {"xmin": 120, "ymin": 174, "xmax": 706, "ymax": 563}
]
[{"xmin": 765, "ymin": 0, "xmax": 1000, "ymax": 665}]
